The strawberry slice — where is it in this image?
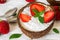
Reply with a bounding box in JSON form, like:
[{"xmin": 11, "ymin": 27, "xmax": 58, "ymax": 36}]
[
  {"xmin": 44, "ymin": 11, "xmax": 54, "ymax": 23},
  {"xmin": 19, "ymin": 13, "xmax": 31, "ymax": 22},
  {"xmin": 30, "ymin": 3, "xmax": 45, "ymax": 16}
]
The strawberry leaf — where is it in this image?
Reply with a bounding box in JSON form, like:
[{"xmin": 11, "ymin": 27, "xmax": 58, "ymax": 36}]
[
  {"xmin": 38, "ymin": 16, "xmax": 44, "ymax": 23},
  {"xmin": 53, "ymin": 28, "xmax": 59, "ymax": 34},
  {"xmin": 9, "ymin": 34, "xmax": 22, "ymax": 39}
]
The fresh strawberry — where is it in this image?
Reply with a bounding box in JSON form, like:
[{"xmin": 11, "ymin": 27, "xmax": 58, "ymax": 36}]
[
  {"xmin": 26, "ymin": 0, "xmax": 35, "ymax": 2},
  {"xmin": 53, "ymin": 6, "xmax": 59, "ymax": 10},
  {"xmin": 30, "ymin": 3, "xmax": 45, "ymax": 16},
  {"xmin": 53, "ymin": 6, "xmax": 60, "ymax": 20},
  {"xmin": 19, "ymin": 13, "xmax": 31, "ymax": 22},
  {"xmin": 0, "ymin": 20, "xmax": 9, "ymax": 34},
  {"xmin": 0, "ymin": 0, "xmax": 6, "ymax": 4},
  {"xmin": 55, "ymin": 11, "xmax": 60, "ymax": 20},
  {"xmin": 44, "ymin": 11, "xmax": 54, "ymax": 23}
]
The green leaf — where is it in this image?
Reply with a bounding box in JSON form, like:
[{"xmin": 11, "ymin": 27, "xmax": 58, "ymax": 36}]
[
  {"xmin": 9, "ymin": 34, "xmax": 22, "ymax": 39},
  {"xmin": 32, "ymin": 9, "xmax": 44, "ymax": 17},
  {"xmin": 38, "ymin": 16, "xmax": 44, "ymax": 23},
  {"xmin": 32, "ymin": 9, "xmax": 39, "ymax": 17},
  {"xmin": 53, "ymin": 28, "xmax": 59, "ymax": 34},
  {"xmin": 32, "ymin": 9, "xmax": 39, "ymax": 14},
  {"xmin": 32, "ymin": 9, "xmax": 44, "ymax": 23},
  {"xmin": 39, "ymin": 11, "xmax": 45, "ymax": 15}
]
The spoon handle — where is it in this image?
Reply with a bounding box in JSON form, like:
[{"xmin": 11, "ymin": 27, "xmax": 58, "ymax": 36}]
[
  {"xmin": 0, "ymin": 14, "xmax": 13, "ymax": 18},
  {"xmin": 0, "ymin": 15, "xmax": 5, "ymax": 18}
]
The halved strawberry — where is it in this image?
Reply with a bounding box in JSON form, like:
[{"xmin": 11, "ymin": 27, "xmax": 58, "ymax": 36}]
[
  {"xmin": 44, "ymin": 11, "xmax": 54, "ymax": 23},
  {"xmin": 19, "ymin": 13, "xmax": 31, "ymax": 22},
  {"xmin": 30, "ymin": 3, "xmax": 45, "ymax": 16}
]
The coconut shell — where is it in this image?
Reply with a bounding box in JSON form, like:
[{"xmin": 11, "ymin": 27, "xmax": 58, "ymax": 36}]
[
  {"xmin": 47, "ymin": 0, "xmax": 60, "ymax": 6},
  {"xmin": 17, "ymin": 2, "xmax": 55, "ymax": 39}
]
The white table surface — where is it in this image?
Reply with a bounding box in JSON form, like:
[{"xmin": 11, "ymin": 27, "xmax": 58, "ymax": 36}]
[{"xmin": 0, "ymin": 0, "xmax": 60, "ymax": 40}]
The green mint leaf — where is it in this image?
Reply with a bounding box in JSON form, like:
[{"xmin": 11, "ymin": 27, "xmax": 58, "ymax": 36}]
[
  {"xmin": 9, "ymin": 34, "xmax": 22, "ymax": 39},
  {"xmin": 53, "ymin": 28, "xmax": 59, "ymax": 34},
  {"xmin": 32, "ymin": 9, "xmax": 44, "ymax": 23},
  {"xmin": 32, "ymin": 9, "xmax": 39, "ymax": 14},
  {"xmin": 38, "ymin": 16, "xmax": 44, "ymax": 23},
  {"xmin": 32, "ymin": 9, "xmax": 44, "ymax": 17},
  {"xmin": 32, "ymin": 9, "xmax": 39, "ymax": 17},
  {"xmin": 39, "ymin": 11, "xmax": 45, "ymax": 15}
]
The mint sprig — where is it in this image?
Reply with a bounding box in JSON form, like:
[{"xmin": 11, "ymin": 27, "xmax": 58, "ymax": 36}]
[
  {"xmin": 38, "ymin": 16, "xmax": 44, "ymax": 23},
  {"xmin": 9, "ymin": 34, "xmax": 22, "ymax": 39},
  {"xmin": 53, "ymin": 28, "xmax": 59, "ymax": 34},
  {"xmin": 32, "ymin": 9, "xmax": 39, "ymax": 17},
  {"xmin": 39, "ymin": 11, "xmax": 45, "ymax": 15},
  {"xmin": 32, "ymin": 9, "xmax": 45, "ymax": 23}
]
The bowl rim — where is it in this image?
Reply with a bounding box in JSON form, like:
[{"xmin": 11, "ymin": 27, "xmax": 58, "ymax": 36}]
[{"xmin": 17, "ymin": 2, "xmax": 55, "ymax": 32}]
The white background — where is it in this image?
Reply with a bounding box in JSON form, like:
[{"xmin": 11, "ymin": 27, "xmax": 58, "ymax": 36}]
[{"xmin": 0, "ymin": 0, "xmax": 60, "ymax": 40}]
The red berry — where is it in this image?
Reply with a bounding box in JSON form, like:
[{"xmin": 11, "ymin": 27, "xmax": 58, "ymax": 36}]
[
  {"xmin": 53, "ymin": 6, "xmax": 59, "ymax": 11},
  {"xmin": 0, "ymin": 20, "xmax": 9, "ymax": 34},
  {"xmin": 44, "ymin": 11, "xmax": 54, "ymax": 23},
  {"xmin": 53, "ymin": 6, "xmax": 60, "ymax": 20},
  {"xmin": 26, "ymin": 0, "xmax": 35, "ymax": 2},
  {"xmin": 19, "ymin": 13, "xmax": 31, "ymax": 22},
  {"xmin": 0, "ymin": 0, "xmax": 6, "ymax": 4},
  {"xmin": 55, "ymin": 11, "xmax": 60, "ymax": 20},
  {"xmin": 30, "ymin": 3, "xmax": 45, "ymax": 16}
]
